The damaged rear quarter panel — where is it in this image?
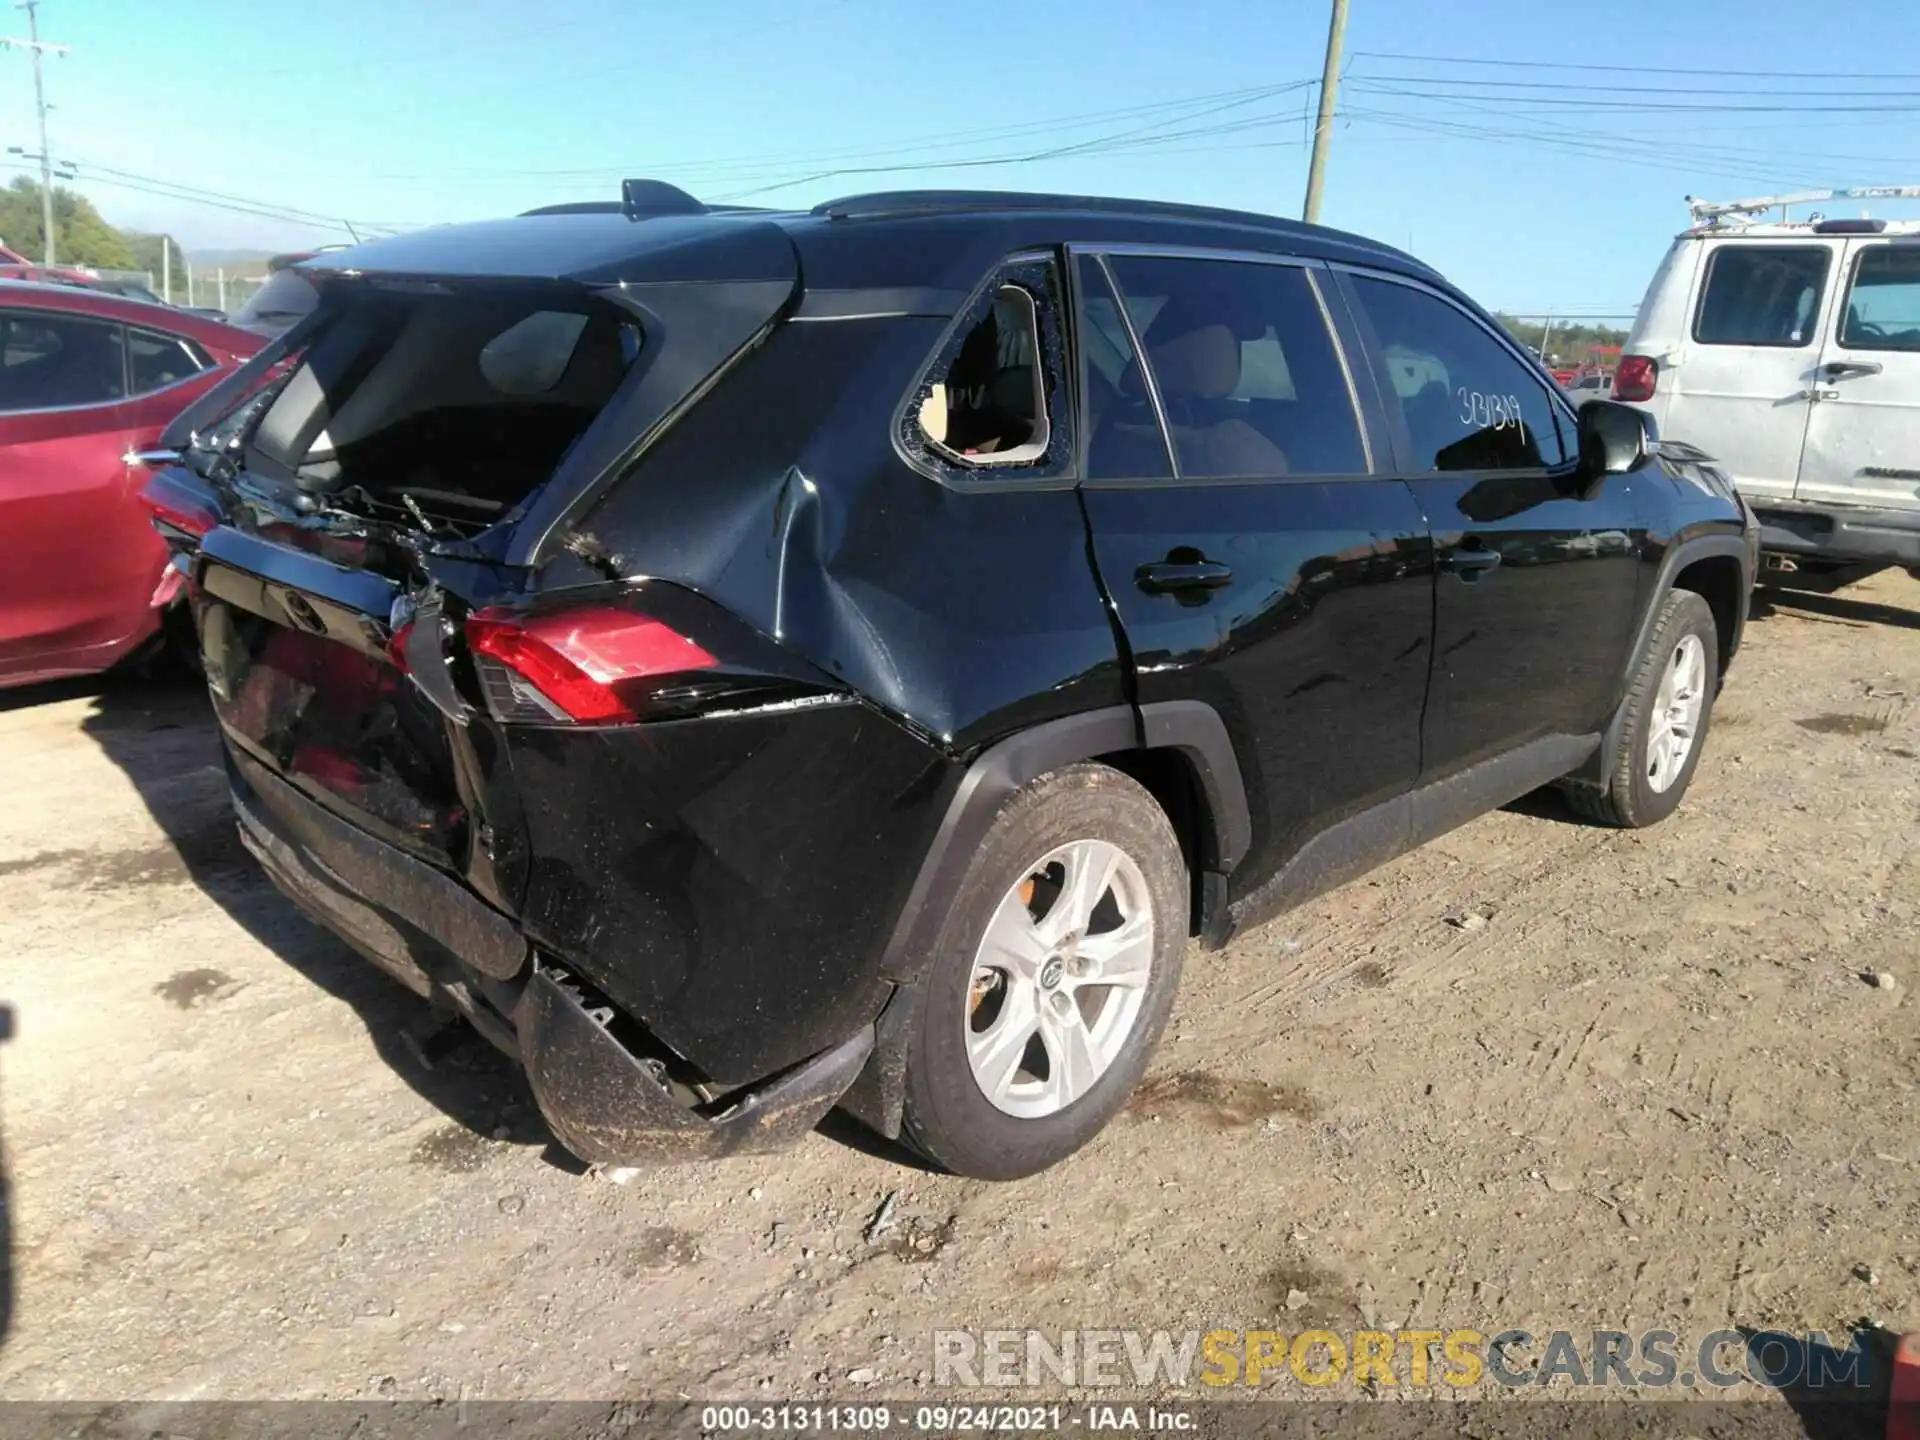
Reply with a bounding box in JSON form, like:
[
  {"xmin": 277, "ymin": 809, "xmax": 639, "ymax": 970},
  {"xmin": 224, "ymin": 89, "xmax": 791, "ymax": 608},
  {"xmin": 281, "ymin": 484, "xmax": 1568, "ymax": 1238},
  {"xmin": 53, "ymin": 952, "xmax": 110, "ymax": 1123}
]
[
  {"xmin": 559, "ymin": 311, "xmax": 1127, "ymax": 750},
  {"xmin": 509, "ymin": 699, "xmax": 955, "ymax": 1084},
  {"xmin": 518, "ymin": 299, "xmax": 1127, "ymax": 1084}
]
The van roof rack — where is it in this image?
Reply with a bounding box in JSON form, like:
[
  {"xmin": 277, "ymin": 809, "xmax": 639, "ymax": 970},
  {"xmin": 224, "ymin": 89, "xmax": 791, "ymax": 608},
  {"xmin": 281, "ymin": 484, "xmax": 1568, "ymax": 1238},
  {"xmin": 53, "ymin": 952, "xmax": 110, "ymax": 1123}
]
[{"xmin": 1688, "ymin": 186, "xmax": 1920, "ymax": 227}]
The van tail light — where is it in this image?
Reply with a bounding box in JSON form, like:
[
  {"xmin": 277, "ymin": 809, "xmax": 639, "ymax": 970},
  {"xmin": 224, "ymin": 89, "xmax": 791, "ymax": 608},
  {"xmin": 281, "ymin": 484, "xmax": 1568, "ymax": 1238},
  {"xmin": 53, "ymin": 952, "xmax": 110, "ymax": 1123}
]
[
  {"xmin": 1614, "ymin": 355, "xmax": 1658, "ymax": 403},
  {"xmin": 465, "ymin": 605, "xmax": 717, "ymax": 725}
]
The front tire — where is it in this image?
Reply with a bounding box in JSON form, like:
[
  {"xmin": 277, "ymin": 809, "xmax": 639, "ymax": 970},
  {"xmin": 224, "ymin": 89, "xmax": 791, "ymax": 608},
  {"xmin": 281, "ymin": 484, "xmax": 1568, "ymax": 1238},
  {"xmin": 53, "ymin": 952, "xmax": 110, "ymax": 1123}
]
[
  {"xmin": 1563, "ymin": 588, "xmax": 1719, "ymax": 828},
  {"xmin": 899, "ymin": 763, "xmax": 1187, "ymax": 1180}
]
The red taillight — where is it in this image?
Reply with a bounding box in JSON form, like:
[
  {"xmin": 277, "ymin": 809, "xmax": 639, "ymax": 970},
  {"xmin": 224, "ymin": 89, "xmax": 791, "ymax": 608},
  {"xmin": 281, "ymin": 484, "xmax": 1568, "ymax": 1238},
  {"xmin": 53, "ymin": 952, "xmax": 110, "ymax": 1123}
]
[
  {"xmin": 464, "ymin": 605, "xmax": 717, "ymax": 724},
  {"xmin": 385, "ymin": 620, "xmax": 414, "ymax": 675},
  {"xmin": 1614, "ymin": 354, "xmax": 1658, "ymax": 403}
]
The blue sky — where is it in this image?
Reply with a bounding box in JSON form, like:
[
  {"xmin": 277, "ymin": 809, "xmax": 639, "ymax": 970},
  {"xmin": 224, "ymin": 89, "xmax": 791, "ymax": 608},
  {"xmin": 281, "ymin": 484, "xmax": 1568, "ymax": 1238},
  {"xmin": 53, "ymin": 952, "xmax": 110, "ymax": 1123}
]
[{"xmin": 7, "ymin": 0, "xmax": 1920, "ymax": 312}]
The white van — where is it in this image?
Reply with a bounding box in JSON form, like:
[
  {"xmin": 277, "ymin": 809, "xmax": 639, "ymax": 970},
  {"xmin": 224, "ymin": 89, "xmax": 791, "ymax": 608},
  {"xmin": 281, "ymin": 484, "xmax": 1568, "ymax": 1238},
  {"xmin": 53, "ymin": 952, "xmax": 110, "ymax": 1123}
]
[{"xmin": 1619, "ymin": 189, "xmax": 1920, "ymax": 575}]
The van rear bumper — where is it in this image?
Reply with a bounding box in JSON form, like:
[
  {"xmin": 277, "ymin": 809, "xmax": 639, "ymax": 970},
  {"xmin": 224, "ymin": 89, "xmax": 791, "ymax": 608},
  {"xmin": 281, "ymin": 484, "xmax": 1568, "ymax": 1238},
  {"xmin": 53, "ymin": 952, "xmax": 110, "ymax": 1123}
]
[
  {"xmin": 227, "ymin": 744, "xmax": 871, "ymax": 1165},
  {"xmin": 1750, "ymin": 499, "xmax": 1920, "ymax": 568}
]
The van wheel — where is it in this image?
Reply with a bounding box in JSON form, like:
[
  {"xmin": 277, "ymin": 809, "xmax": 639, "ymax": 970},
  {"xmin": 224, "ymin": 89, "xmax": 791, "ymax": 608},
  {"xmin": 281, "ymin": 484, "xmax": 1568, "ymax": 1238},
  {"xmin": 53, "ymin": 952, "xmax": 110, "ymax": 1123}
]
[
  {"xmin": 1562, "ymin": 589, "xmax": 1719, "ymax": 828},
  {"xmin": 899, "ymin": 764, "xmax": 1186, "ymax": 1180}
]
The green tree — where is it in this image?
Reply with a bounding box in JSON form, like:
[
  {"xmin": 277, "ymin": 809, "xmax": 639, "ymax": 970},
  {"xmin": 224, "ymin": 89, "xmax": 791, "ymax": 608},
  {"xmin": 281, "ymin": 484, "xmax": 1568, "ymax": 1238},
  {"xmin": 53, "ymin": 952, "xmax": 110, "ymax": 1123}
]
[
  {"xmin": 124, "ymin": 231, "xmax": 184, "ymax": 291},
  {"xmin": 0, "ymin": 177, "xmax": 138, "ymax": 269},
  {"xmin": 1492, "ymin": 312, "xmax": 1630, "ymax": 365}
]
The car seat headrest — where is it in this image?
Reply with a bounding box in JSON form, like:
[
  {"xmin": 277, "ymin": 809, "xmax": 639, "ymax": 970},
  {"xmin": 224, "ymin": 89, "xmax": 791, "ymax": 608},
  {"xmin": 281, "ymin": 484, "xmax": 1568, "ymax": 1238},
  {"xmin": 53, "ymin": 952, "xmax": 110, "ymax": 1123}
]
[{"xmin": 1150, "ymin": 324, "xmax": 1241, "ymax": 400}]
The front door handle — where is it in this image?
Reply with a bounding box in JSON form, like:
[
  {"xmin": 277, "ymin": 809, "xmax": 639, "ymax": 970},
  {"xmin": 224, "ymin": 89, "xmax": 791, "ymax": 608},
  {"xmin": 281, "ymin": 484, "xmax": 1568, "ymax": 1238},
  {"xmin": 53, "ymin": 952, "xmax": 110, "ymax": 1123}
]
[
  {"xmin": 1440, "ymin": 546, "xmax": 1502, "ymax": 581},
  {"xmin": 1136, "ymin": 560, "xmax": 1234, "ymax": 596},
  {"xmin": 1822, "ymin": 360, "xmax": 1884, "ymax": 380}
]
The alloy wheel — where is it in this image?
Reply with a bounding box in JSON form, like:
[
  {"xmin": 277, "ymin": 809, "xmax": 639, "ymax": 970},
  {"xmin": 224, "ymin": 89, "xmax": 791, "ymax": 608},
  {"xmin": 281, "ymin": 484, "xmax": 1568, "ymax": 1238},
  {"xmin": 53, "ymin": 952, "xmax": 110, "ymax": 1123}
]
[
  {"xmin": 1646, "ymin": 633, "xmax": 1707, "ymax": 793},
  {"xmin": 964, "ymin": 839, "xmax": 1154, "ymax": 1118}
]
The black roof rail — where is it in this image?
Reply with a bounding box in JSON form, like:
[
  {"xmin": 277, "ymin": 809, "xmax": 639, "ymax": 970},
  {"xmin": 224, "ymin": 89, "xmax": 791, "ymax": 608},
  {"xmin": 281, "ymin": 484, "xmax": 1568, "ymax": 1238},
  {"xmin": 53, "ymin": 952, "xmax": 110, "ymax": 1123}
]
[
  {"xmin": 519, "ymin": 201, "xmax": 625, "ymax": 216},
  {"xmin": 517, "ymin": 180, "xmax": 709, "ymax": 220},
  {"xmin": 812, "ymin": 188, "xmax": 1319, "ymax": 234}
]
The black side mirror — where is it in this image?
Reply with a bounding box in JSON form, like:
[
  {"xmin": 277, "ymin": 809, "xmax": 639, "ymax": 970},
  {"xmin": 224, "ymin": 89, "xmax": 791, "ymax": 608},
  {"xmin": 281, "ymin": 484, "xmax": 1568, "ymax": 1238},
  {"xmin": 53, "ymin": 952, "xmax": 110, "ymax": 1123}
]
[{"xmin": 1576, "ymin": 400, "xmax": 1657, "ymax": 493}]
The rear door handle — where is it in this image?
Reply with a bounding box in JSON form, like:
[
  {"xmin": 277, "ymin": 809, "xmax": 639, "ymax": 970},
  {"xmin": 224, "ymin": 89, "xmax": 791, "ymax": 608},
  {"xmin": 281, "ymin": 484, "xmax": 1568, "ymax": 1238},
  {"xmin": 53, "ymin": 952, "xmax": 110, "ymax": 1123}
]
[
  {"xmin": 1136, "ymin": 560, "xmax": 1234, "ymax": 596},
  {"xmin": 1822, "ymin": 360, "xmax": 1884, "ymax": 379},
  {"xmin": 1440, "ymin": 546, "xmax": 1502, "ymax": 581}
]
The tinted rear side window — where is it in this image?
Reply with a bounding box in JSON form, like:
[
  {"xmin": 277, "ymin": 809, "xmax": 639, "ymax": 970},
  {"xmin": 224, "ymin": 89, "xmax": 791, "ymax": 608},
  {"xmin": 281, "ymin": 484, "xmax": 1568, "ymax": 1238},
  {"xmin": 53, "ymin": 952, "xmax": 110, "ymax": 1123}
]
[
  {"xmin": 0, "ymin": 311, "xmax": 126, "ymax": 412},
  {"xmin": 1839, "ymin": 245, "xmax": 1920, "ymax": 351},
  {"xmin": 1693, "ymin": 245, "xmax": 1828, "ymax": 347},
  {"xmin": 128, "ymin": 329, "xmax": 209, "ymax": 394},
  {"xmin": 1347, "ymin": 275, "xmax": 1569, "ymax": 472},
  {"xmin": 1104, "ymin": 255, "xmax": 1365, "ymax": 478}
]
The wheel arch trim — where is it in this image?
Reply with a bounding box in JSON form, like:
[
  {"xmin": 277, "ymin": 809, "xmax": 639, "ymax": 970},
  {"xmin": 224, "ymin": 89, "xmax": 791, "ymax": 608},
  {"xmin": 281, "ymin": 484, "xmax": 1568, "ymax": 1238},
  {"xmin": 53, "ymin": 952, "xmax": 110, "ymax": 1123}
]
[
  {"xmin": 1568, "ymin": 528, "xmax": 1752, "ymax": 788},
  {"xmin": 838, "ymin": 700, "xmax": 1248, "ymax": 1140},
  {"xmin": 876, "ymin": 700, "xmax": 1248, "ymax": 988}
]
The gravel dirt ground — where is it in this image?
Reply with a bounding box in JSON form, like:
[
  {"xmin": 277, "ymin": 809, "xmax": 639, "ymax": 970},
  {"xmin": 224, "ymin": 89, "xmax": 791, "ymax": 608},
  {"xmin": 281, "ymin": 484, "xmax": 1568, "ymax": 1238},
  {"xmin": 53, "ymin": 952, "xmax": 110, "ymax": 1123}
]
[{"xmin": 0, "ymin": 572, "xmax": 1914, "ymax": 1413}]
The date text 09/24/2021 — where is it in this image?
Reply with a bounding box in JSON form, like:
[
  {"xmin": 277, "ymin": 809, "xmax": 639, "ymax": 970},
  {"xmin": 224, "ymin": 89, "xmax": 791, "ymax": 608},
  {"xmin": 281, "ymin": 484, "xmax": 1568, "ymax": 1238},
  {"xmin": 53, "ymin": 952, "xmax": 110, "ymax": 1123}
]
[{"xmin": 700, "ymin": 1405, "xmax": 1193, "ymax": 1433}]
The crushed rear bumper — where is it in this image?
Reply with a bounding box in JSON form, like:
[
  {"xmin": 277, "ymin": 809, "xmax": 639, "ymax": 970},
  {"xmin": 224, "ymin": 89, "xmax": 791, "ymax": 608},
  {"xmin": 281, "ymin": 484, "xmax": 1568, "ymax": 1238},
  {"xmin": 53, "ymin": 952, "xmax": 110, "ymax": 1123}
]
[
  {"xmin": 228, "ymin": 748, "xmax": 871, "ymax": 1165},
  {"xmin": 1750, "ymin": 499, "xmax": 1920, "ymax": 568}
]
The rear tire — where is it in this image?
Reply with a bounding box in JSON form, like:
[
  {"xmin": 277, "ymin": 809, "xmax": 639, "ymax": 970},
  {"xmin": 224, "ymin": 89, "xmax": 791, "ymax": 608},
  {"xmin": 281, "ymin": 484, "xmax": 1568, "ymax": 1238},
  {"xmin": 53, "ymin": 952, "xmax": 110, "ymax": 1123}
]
[
  {"xmin": 899, "ymin": 763, "xmax": 1186, "ymax": 1180},
  {"xmin": 1562, "ymin": 589, "xmax": 1719, "ymax": 828}
]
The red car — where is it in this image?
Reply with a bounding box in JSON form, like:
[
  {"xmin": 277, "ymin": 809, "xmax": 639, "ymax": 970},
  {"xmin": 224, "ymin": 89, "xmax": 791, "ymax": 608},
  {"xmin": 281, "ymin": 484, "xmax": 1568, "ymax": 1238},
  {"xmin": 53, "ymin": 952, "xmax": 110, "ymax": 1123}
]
[
  {"xmin": 0, "ymin": 263, "xmax": 166, "ymax": 306},
  {"xmin": 0, "ymin": 281, "xmax": 263, "ymax": 687}
]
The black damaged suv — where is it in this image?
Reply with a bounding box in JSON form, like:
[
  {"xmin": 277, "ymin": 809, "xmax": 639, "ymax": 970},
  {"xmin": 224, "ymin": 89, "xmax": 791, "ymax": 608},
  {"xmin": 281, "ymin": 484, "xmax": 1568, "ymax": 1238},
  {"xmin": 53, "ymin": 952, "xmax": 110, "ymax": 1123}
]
[{"xmin": 143, "ymin": 182, "xmax": 1758, "ymax": 1179}]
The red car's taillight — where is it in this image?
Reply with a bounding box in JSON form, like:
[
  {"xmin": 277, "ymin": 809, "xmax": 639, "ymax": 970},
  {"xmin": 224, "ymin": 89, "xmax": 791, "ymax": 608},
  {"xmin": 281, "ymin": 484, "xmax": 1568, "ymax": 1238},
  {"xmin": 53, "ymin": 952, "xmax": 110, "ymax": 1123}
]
[
  {"xmin": 465, "ymin": 605, "xmax": 717, "ymax": 724},
  {"xmin": 1613, "ymin": 354, "xmax": 1658, "ymax": 403},
  {"xmin": 139, "ymin": 485, "xmax": 217, "ymax": 539}
]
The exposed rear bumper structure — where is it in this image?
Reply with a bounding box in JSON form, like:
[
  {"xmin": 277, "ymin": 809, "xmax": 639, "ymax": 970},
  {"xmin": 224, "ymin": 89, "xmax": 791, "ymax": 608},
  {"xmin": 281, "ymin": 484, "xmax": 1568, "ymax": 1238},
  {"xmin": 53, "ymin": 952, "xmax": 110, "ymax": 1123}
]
[
  {"xmin": 229, "ymin": 749, "xmax": 871, "ymax": 1165},
  {"xmin": 1751, "ymin": 499, "xmax": 1920, "ymax": 568}
]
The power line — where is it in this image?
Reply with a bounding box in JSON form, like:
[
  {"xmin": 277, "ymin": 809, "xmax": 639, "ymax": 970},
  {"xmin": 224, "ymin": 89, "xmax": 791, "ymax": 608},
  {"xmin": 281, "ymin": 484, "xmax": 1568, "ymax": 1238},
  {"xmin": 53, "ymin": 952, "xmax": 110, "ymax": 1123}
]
[
  {"xmin": 68, "ymin": 160, "xmax": 401, "ymax": 231},
  {"xmin": 1350, "ymin": 49, "xmax": 1920, "ymax": 81},
  {"xmin": 711, "ymin": 81, "xmax": 1316, "ymax": 201},
  {"xmin": 1355, "ymin": 73, "xmax": 1920, "ymax": 98},
  {"xmin": 1344, "ymin": 85, "xmax": 1920, "ymax": 115},
  {"xmin": 1344, "ymin": 81, "xmax": 1920, "ymax": 176},
  {"xmin": 0, "ymin": 157, "xmax": 414, "ymax": 237},
  {"xmin": 1340, "ymin": 108, "xmax": 1824, "ymax": 191},
  {"xmin": 1341, "ymin": 75, "xmax": 1913, "ymax": 189},
  {"xmin": 343, "ymin": 80, "xmax": 1322, "ymax": 186}
]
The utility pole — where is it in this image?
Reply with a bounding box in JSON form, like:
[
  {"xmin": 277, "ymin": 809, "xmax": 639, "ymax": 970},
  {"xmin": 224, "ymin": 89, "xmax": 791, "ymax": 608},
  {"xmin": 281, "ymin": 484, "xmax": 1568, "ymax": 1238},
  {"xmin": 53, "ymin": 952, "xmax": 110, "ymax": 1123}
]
[
  {"xmin": 161, "ymin": 235, "xmax": 171, "ymax": 304},
  {"xmin": 1301, "ymin": 0, "xmax": 1349, "ymax": 225},
  {"xmin": 2, "ymin": 1, "xmax": 67, "ymax": 264}
]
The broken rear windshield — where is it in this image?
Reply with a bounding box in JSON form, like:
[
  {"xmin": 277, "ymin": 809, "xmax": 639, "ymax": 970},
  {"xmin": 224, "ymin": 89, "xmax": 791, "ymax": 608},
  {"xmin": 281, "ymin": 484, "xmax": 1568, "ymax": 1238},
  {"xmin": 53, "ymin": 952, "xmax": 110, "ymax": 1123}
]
[{"xmin": 242, "ymin": 285, "xmax": 643, "ymax": 532}]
